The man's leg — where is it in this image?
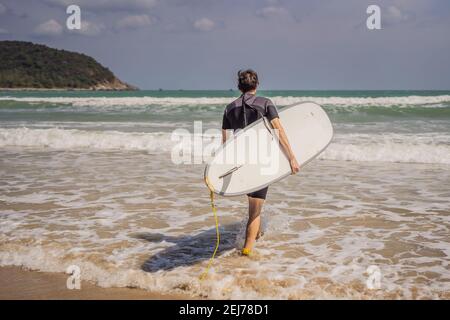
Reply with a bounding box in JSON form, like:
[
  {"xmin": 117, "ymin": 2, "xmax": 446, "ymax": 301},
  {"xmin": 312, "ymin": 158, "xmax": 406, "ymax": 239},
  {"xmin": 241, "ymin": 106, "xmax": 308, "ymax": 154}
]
[{"xmin": 243, "ymin": 196, "xmax": 265, "ymax": 252}]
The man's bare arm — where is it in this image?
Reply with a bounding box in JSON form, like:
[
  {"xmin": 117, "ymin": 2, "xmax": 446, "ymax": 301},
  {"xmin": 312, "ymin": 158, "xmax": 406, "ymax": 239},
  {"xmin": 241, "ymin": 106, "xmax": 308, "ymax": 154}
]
[{"xmin": 270, "ymin": 118, "xmax": 300, "ymax": 174}]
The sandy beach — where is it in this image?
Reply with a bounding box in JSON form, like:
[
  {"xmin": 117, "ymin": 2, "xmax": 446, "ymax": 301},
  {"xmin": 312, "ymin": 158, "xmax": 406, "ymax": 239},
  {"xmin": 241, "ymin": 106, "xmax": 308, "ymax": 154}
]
[{"xmin": 0, "ymin": 266, "xmax": 190, "ymax": 300}]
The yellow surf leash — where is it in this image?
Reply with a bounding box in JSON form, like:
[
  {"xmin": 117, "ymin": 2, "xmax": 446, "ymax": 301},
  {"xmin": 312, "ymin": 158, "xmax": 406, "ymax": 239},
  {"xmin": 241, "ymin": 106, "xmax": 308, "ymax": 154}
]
[{"xmin": 199, "ymin": 190, "xmax": 220, "ymax": 280}]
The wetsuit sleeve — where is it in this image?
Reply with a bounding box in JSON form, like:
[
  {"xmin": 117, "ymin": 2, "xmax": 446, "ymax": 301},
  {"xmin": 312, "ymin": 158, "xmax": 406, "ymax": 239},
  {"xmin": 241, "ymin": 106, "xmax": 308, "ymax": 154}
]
[
  {"xmin": 265, "ymin": 99, "xmax": 279, "ymax": 121},
  {"xmin": 222, "ymin": 109, "xmax": 231, "ymax": 130}
]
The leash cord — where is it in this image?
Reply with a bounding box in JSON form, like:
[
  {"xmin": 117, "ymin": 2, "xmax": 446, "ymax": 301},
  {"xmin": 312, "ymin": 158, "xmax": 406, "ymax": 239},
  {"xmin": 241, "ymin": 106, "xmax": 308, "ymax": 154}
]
[{"xmin": 199, "ymin": 190, "xmax": 220, "ymax": 280}]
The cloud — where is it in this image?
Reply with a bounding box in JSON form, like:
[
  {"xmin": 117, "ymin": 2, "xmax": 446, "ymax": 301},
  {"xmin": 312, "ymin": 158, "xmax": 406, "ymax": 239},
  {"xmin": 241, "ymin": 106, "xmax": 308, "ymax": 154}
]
[
  {"xmin": 0, "ymin": 27, "xmax": 9, "ymax": 34},
  {"xmin": 383, "ymin": 5, "xmax": 414, "ymax": 26},
  {"xmin": 0, "ymin": 3, "xmax": 6, "ymax": 14},
  {"xmin": 33, "ymin": 17, "xmax": 104, "ymax": 37},
  {"xmin": 43, "ymin": 0, "xmax": 157, "ymax": 12},
  {"xmin": 386, "ymin": 6, "xmax": 411, "ymax": 22},
  {"xmin": 193, "ymin": 18, "xmax": 215, "ymax": 32},
  {"xmin": 76, "ymin": 20, "xmax": 105, "ymax": 36},
  {"xmin": 256, "ymin": 6, "xmax": 290, "ymax": 19},
  {"xmin": 115, "ymin": 14, "xmax": 153, "ymax": 30},
  {"xmin": 33, "ymin": 19, "xmax": 63, "ymax": 36}
]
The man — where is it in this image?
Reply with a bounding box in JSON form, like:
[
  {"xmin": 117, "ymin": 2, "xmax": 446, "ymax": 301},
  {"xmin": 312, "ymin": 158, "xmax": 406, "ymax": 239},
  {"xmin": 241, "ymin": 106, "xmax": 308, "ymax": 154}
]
[{"xmin": 222, "ymin": 69, "xmax": 300, "ymax": 256}]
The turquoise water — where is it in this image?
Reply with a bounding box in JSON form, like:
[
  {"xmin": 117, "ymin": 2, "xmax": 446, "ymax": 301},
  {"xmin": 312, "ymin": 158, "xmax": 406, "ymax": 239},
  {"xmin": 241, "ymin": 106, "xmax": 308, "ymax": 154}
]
[
  {"xmin": 1, "ymin": 90, "xmax": 450, "ymax": 162},
  {"xmin": 1, "ymin": 90, "xmax": 450, "ymax": 123}
]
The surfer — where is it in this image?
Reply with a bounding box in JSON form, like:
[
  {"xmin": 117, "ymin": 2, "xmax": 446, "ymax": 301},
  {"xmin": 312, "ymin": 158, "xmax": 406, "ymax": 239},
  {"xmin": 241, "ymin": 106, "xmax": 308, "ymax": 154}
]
[{"xmin": 222, "ymin": 69, "xmax": 300, "ymax": 256}]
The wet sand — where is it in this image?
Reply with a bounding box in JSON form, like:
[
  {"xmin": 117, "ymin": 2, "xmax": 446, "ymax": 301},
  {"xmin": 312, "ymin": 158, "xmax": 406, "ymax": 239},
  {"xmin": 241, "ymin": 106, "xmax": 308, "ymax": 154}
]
[{"xmin": 0, "ymin": 266, "xmax": 191, "ymax": 300}]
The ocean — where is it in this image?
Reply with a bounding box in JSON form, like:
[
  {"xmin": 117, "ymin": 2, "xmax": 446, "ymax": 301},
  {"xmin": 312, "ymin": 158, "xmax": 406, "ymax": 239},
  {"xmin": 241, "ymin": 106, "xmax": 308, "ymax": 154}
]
[{"xmin": 0, "ymin": 90, "xmax": 449, "ymax": 299}]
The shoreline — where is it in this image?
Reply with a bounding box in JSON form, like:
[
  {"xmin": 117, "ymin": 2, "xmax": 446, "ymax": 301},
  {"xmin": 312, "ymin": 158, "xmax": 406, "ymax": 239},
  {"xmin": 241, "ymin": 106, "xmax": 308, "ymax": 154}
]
[{"xmin": 0, "ymin": 266, "xmax": 193, "ymax": 300}]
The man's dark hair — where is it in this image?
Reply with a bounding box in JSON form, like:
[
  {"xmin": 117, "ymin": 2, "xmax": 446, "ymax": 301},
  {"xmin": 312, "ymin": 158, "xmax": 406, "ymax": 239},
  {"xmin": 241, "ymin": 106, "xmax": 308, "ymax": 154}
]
[{"xmin": 237, "ymin": 69, "xmax": 259, "ymax": 92}]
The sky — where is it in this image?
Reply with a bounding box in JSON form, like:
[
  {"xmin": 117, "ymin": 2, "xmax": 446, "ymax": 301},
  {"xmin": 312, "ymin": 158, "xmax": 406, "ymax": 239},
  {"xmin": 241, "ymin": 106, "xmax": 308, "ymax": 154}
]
[{"xmin": 0, "ymin": 0, "xmax": 449, "ymax": 90}]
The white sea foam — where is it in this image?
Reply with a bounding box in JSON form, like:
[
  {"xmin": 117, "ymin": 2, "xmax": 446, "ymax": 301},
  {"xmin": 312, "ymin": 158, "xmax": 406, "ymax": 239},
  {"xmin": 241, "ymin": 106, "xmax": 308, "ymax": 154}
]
[
  {"xmin": 0, "ymin": 127, "xmax": 175, "ymax": 152},
  {"xmin": 1, "ymin": 93, "xmax": 449, "ymax": 299},
  {"xmin": 1, "ymin": 95, "xmax": 450, "ymax": 107},
  {"xmin": 1, "ymin": 127, "xmax": 449, "ymax": 164},
  {"xmin": 1, "ymin": 148, "xmax": 449, "ymax": 299},
  {"xmin": 320, "ymin": 133, "xmax": 450, "ymax": 164}
]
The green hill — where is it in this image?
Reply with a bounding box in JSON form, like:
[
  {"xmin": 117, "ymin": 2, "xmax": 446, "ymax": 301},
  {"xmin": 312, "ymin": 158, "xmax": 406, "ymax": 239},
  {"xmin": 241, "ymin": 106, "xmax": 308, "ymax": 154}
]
[{"xmin": 0, "ymin": 41, "xmax": 137, "ymax": 90}]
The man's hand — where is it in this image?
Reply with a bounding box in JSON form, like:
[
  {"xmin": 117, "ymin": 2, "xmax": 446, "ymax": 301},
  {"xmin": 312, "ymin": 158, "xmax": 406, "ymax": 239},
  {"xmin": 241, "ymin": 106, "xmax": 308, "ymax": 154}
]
[{"xmin": 289, "ymin": 157, "xmax": 300, "ymax": 174}]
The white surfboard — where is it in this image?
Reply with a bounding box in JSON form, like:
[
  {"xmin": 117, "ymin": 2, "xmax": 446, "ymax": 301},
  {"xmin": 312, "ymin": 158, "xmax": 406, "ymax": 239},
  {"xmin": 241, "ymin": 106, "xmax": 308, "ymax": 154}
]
[{"xmin": 204, "ymin": 102, "xmax": 333, "ymax": 196}]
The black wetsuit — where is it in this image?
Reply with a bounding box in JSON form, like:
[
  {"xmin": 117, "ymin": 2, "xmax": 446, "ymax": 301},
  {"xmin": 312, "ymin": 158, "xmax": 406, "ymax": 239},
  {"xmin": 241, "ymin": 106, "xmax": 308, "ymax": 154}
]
[{"xmin": 222, "ymin": 92, "xmax": 279, "ymax": 200}]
